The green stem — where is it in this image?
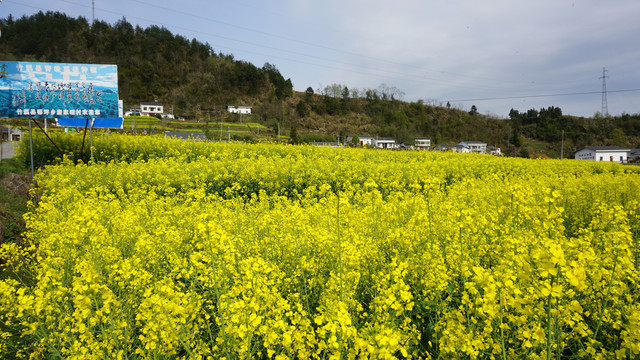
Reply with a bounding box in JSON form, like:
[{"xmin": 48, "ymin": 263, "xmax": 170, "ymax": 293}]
[
  {"xmin": 499, "ymin": 291, "xmax": 507, "ymax": 360},
  {"xmin": 546, "ymin": 276, "xmax": 553, "ymax": 360}
]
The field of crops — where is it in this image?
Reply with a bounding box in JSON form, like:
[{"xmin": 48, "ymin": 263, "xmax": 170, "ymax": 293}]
[{"xmin": 1, "ymin": 133, "xmax": 640, "ymax": 359}]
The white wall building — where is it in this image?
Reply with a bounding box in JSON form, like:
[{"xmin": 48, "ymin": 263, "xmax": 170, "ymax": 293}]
[
  {"xmin": 575, "ymin": 146, "xmax": 630, "ymax": 163},
  {"xmin": 346, "ymin": 135, "xmax": 374, "ymax": 146},
  {"xmin": 415, "ymin": 137, "xmax": 431, "ymax": 151},
  {"xmin": 487, "ymin": 146, "xmax": 502, "ymax": 156},
  {"xmin": 373, "ymin": 138, "xmax": 399, "ymax": 149},
  {"xmin": 458, "ymin": 141, "xmax": 487, "ymax": 153},
  {"xmin": 227, "ymin": 105, "xmax": 252, "ymax": 114},
  {"xmin": 140, "ymin": 102, "xmax": 163, "ymax": 116}
]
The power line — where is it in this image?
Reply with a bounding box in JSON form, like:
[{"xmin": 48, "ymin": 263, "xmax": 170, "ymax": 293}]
[
  {"xmin": 31, "ymin": 0, "xmax": 504, "ymax": 90},
  {"xmin": 6, "ymin": 0, "xmax": 639, "ymax": 107},
  {"xmin": 9, "ymin": 0, "xmax": 557, "ymax": 90},
  {"xmin": 449, "ymin": 88, "xmax": 640, "ymax": 102}
]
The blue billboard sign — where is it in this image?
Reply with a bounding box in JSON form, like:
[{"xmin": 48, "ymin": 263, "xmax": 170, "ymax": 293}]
[
  {"xmin": 56, "ymin": 118, "xmax": 124, "ymax": 129},
  {"xmin": 0, "ymin": 61, "xmax": 118, "ymax": 118}
]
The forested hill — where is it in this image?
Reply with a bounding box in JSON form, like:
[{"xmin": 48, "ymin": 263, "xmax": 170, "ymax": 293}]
[
  {"xmin": 1, "ymin": 11, "xmax": 639, "ymax": 157},
  {"xmin": 0, "ymin": 11, "xmax": 293, "ymax": 113}
]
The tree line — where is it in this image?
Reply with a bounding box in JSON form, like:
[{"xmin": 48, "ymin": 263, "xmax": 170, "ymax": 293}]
[{"xmin": 0, "ymin": 11, "xmax": 293, "ymax": 117}]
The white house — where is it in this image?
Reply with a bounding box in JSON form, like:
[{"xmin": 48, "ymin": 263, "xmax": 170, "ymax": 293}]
[
  {"xmin": 415, "ymin": 137, "xmax": 431, "ymax": 151},
  {"xmin": 575, "ymin": 146, "xmax": 630, "ymax": 164},
  {"xmin": 140, "ymin": 101, "xmax": 163, "ymax": 116},
  {"xmin": 227, "ymin": 105, "xmax": 252, "ymax": 114},
  {"xmin": 346, "ymin": 135, "xmax": 374, "ymax": 147},
  {"xmin": 487, "ymin": 146, "xmax": 502, "ymax": 156},
  {"xmin": 452, "ymin": 145, "xmax": 470, "ymax": 153},
  {"xmin": 373, "ymin": 137, "xmax": 399, "ymax": 150},
  {"xmin": 458, "ymin": 141, "xmax": 487, "ymax": 153}
]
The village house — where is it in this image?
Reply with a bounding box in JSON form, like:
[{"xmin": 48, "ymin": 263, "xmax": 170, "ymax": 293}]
[
  {"xmin": 435, "ymin": 144, "xmax": 470, "ymax": 153},
  {"xmin": 346, "ymin": 135, "xmax": 374, "ymax": 147},
  {"xmin": 574, "ymin": 146, "xmax": 631, "ymax": 164},
  {"xmin": 227, "ymin": 105, "xmax": 252, "ymax": 114},
  {"xmin": 414, "ymin": 137, "xmax": 431, "ymax": 151},
  {"xmin": 372, "ymin": 137, "xmax": 399, "ymax": 149},
  {"xmin": 140, "ymin": 101, "xmax": 163, "ymax": 116},
  {"xmin": 458, "ymin": 141, "xmax": 487, "ymax": 153},
  {"xmin": 487, "ymin": 146, "xmax": 502, "ymax": 156}
]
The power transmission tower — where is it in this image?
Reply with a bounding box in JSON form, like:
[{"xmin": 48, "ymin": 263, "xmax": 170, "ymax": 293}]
[{"xmin": 600, "ymin": 67, "xmax": 609, "ymax": 116}]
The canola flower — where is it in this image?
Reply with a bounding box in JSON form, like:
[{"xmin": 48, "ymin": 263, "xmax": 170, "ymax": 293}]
[{"xmin": 1, "ymin": 133, "xmax": 640, "ymax": 359}]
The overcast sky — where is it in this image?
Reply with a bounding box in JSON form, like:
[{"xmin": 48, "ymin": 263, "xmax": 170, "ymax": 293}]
[{"xmin": 3, "ymin": 0, "xmax": 639, "ymax": 117}]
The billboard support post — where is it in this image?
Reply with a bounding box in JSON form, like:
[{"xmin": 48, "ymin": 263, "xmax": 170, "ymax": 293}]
[
  {"xmin": 28, "ymin": 118, "xmax": 34, "ymax": 181},
  {"xmin": 89, "ymin": 118, "xmax": 94, "ymax": 163},
  {"xmin": 80, "ymin": 119, "xmax": 89, "ymax": 163}
]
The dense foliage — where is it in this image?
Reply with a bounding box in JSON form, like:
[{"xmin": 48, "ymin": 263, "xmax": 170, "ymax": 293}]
[
  {"xmin": 1, "ymin": 134, "xmax": 640, "ymax": 358},
  {"xmin": 509, "ymin": 107, "xmax": 640, "ymax": 152}
]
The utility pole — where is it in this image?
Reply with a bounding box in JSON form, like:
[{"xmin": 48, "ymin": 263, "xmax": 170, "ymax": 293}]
[
  {"xmin": 600, "ymin": 67, "xmax": 609, "ymax": 117},
  {"xmin": 92, "ymin": 0, "xmax": 95, "ymax": 24}
]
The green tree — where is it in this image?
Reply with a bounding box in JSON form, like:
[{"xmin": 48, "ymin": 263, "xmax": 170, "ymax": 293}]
[
  {"xmin": 295, "ymin": 100, "xmax": 308, "ymax": 117},
  {"xmin": 305, "ymin": 87, "xmax": 314, "ymax": 103},
  {"xmin": 289, "ymin": 124, "xmax": 298, "ymax": 144},
  {"xmin": 351, "ymin": 135, "xmax": 360, "ymax": 146},
  {"xmin": 609, "ymin": 128, "xmax": 627, "ymax": 146},
  {"xmin": 469, "ymin": 105, "xmax": 478, "ymax": 115},
  {"xmin": 511, "ymin": 126, "xmax": 522, "ymax": 147}
]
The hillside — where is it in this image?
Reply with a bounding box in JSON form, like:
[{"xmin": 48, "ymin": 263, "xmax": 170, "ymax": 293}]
[{"xmin": 1, "ymin": 11, "xmax": 639, "ymax": 157}]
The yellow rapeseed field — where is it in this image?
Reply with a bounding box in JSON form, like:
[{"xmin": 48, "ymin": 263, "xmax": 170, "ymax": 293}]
[{"xmin": 1, "ymin": 133, "xmax": 640, "ymax": 359}]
